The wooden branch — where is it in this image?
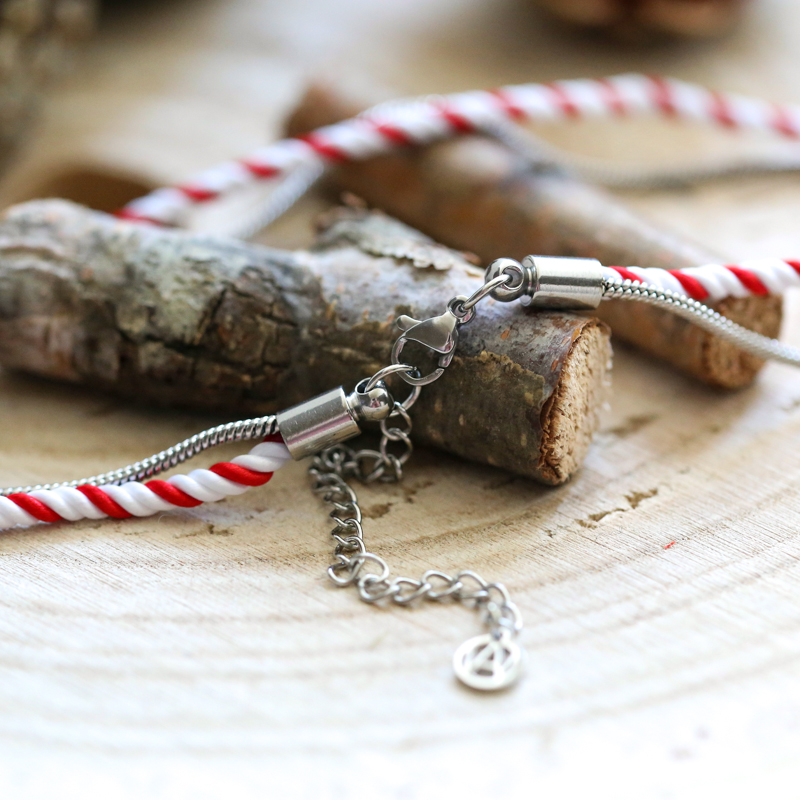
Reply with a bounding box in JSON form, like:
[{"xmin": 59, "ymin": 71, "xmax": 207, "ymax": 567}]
[
  {"xmin": 285, "ymin": 84, "xmax": 782, "ymax": 389},
  {"xmin": 0, "ymin": 0, "xmax": 96, "ymax": 168},
  {"xmin": 0, "ymin": 200, "xmax": 612, "ymax": 484},
  {"xmin": 532, "ymin": 0, "xmax": 745, "ymax": 40}
]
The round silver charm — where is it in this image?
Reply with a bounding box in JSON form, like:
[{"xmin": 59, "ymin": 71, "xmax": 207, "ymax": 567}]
[{"xmin": 453, "ymin": 633, "xmax": 524, "ymax": 691}]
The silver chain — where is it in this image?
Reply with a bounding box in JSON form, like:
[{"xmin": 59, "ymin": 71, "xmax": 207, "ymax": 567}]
[
  {"xmin": 309, "ymin": 425, "xmax": 525, "ymax": 691},
  {"xmin": 307, "ymin": 276, "xmax": 526, "ymax": 691},
  {"xmin": 225, "ymin": 161, "xmax": 326, "ymax": 241},
  {"xmin": 602, "ymin": 278, "xmax": 800, "ymax": 366},
  {"xmin": 479, "ymin": 117, "xmax": 800, "ymax": 189},
  {"xmin": 0, "ymin": 415, "xmax": 278, "ymax": 496}
]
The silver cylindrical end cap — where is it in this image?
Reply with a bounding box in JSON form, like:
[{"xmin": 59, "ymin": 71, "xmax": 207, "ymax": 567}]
[
  {"xmin": 522, "ymin": 255, "xmax": 603, "ymax": 310},
  {"xmin": 277, "ymin": 387, "xmax": 360, "ymax": 460},
  {"xmin": 485, "ymin": 255, "xmax": 603, "ymax": 309},
  {"xmin": 276, "ymin": 381, "xmax": 395, "ymax": 460}
]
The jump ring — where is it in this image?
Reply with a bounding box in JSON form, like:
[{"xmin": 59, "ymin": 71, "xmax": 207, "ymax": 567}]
[{"xmin": 364, "ymin": 363, "xmax": 420, "ymax": 392}]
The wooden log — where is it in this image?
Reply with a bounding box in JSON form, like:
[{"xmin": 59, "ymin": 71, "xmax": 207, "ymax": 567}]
[
  {"xmin": 285, "ymin": 84, "xmax": 783, "ymax": 389},
  {"xmin": 0, "ymin": 199, "xmax": 612, "ymax": 484},
  {"xmin": 0, "ymin": 0, "xmax": 96, "ymax": 170},
  {"xmin": 532, "ymin": 0, "xmax": 746, "ymax": 40}
]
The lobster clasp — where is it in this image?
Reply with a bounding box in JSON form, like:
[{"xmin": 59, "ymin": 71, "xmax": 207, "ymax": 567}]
[{"xmin": 391, "ymin": 307, "xmax": 462, "ymax": 386}]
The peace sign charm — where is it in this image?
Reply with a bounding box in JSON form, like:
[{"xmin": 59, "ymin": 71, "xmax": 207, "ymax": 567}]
[{"xmin": 453, "ymin": 632, "xmax": 525, "ymax": 691}]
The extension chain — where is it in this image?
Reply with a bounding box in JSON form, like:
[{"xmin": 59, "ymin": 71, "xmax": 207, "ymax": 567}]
[{"xmin": 312, "ymin": 443, "xmax": 524, "ymax": 692}]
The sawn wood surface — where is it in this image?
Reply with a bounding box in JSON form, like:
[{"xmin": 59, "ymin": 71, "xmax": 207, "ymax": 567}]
[{"xmin": 2, "ymin": 0, "xmax": 800, "ymax": 797}]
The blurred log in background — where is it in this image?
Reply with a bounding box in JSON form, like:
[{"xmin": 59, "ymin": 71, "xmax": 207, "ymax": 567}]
[
  {"xmin": 533, "ymin": 0, "xmax": 747, "ymax": 40},
  {"xmin": 0, "ymin": 0, "xmax": 95, "ymax": 170}
]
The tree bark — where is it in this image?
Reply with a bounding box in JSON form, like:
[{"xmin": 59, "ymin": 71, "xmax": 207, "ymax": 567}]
[
  {"xmin": 285, "ymin": 84, "xmax": 782, "ymax": 389},
  {"xmin": 0, "ymin": 199, "xmax": 612, "ymax": 484}
]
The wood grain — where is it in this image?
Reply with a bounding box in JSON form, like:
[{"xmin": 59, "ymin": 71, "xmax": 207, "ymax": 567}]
[{"xmin": 1, "ymin": 0, "xmax": 800, "ymax": 797}]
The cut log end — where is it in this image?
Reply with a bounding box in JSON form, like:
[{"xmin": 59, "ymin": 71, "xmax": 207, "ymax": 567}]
[{"xmin": 540, "ymin": 319, "xmax": 611, "ymax": 483}]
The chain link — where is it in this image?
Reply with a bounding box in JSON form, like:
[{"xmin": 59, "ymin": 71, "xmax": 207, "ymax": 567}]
[
  {"xmin": 310, "ymin": 444, "xmax": 522, "ymax": 635},
  {"xmin": 309, "ymin": 402, "xmax": 523, "ymax": 688},
  {"xmin": 306, "ymin": 273, "xmax": 524, "ymax": 689}
]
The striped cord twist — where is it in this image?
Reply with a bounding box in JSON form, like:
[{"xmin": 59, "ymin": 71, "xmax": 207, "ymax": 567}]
[
  {"xmin": 602, "ymin": 259, "xmax": 800, "ymax": 302},
  {"xmin": 117, "ymin": 73, "xmax": 800, "ymax": 231},
  {"xmin": 0, "ymin": 438, "xmax": 291, "ymax": 531}
]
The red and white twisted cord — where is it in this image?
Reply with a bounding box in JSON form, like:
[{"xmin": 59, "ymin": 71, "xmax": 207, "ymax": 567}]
[
  {"xmin": 602, "ymin": 259, "xmax": 800, "ymax": 302},
  {"xmin": 0, "ymin": 438, "xmax": 291, "ymax": 531},
  {"xmin": 117, "ymin": 73, "xmax": 800, "ymax": 303},
  {"xmin": 118, "ymin": 73, "xmax": 800, "ymax": 228}
]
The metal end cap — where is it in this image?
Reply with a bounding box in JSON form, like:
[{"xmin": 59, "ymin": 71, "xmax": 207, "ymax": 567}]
[
  {"xmin": 348, "ymin": 379, "xmax": 394, "ymax": 422},
  {"xmin": 484, "ymin": 258, "xmax": 528, "ymax": 302}
]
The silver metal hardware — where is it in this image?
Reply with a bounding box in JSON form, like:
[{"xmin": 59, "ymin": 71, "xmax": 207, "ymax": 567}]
[
  {"xmin": 454, "ymin": 275, "xmax": 516, "ymax": 314},
  {"xmin": 277, "ymin": 381, "xmax": 395, "ymax": 460},
  {"xmin": 478, "ymin": 259, "xmax": 527, "ymax": 302},
  {"xmin": 277, "ymin": 387, "xmax": 360, "ymax": 460},
  {"xmin": 524, "ymin": 255, "xmax": 604, "ymax": 309},
  {"xmin": 391, "ymin": 308, "xmax": 462, "ymax": 386},
  {"xmin": 390, "ymin": 274, "xmax": 512, "ymax": 387},
  {"xmin": 306, "ymin": 276, "xmax": 524, "ymax": 690},
  {"xmin": 485, "ymin": 255, "xmax": 603, "ymax": 309},
  {"xmin": 349, "ymin": 378, "xmax": 396, "ymax": 422},
  {"xmin": 453, "ymin": 632, "xmax": 525, "ymax": 691},
  {"xmin": 311, "ymin": 433, "xmax": 525, "ymax": 690}
]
